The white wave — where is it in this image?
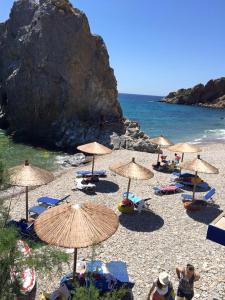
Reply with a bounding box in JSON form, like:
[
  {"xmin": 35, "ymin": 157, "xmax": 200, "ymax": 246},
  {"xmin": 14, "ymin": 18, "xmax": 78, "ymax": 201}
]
[{"xmin": 192, "ymin": 128, "xmax": 225, "ymax": 144}]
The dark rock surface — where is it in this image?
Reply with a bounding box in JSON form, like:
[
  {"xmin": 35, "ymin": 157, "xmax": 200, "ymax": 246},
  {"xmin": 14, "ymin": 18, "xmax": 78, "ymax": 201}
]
[
  {"xmin": 0, "ymin": 0, "xmax": 122, "ymax": 146},
  {"xmin": 0, "ymin": 0, "xmax": 157, "ymax": 153},
  {"xmin": 163, "ymin": 77, "xmax": 225, "ymax": 108}
]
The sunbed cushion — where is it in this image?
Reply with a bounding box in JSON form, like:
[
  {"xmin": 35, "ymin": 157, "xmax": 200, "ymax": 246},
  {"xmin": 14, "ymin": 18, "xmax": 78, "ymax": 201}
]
[
  {"xmin": 37, "ymin": 196, "xmax": 61, "ymax": 205},
  {"xmin": 29, "ymin": 205, "xmax": 47, "ymax": 215}
]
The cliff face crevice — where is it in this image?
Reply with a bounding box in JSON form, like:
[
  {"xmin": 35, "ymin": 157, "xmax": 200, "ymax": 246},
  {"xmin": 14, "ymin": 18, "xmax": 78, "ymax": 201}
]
[
  {"xmin": 163, "ymin": 77, "xmax": 225, "ymax": 108},
  {"xmin": 0, "ymin": 0, "xmax": 122, "ymax": 148}
]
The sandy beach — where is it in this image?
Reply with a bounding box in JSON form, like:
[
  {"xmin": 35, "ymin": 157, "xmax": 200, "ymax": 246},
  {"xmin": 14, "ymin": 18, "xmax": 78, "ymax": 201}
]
[{"xmin": 5, "ymin": 143, "xmax": 225, "ymax": 300}]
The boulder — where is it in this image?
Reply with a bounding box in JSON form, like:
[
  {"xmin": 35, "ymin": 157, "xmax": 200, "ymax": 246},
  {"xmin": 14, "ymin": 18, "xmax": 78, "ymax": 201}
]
[{"xmin": 0, "ymin": 0, "xmax": 122, "ymax": 148}]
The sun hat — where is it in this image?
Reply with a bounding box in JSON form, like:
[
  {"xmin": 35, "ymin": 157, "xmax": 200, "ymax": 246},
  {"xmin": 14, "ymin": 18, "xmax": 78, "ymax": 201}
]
[{"xmin": 158, "ymin": 272, "xmax": 170, "ymax": 285}]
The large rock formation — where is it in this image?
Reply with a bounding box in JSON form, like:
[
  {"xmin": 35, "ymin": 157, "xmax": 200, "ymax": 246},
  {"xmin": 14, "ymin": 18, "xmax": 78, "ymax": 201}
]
[
  {"xmin": 0, "ymin": 0, "xmax": 157, "ymax": 153},
  {"xmin": 0, "ymin": 0, "xmax": 123, "ymax": 147},
  {"xmin": 163, "ymin": 77, "xmax": 225, "ymax": 108}
]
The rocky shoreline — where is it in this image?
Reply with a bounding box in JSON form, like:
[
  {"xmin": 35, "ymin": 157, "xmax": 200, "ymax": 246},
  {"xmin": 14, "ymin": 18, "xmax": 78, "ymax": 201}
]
[{"xmin": 163, "ymin": 77, "xmax": 225, "ymax": 108}]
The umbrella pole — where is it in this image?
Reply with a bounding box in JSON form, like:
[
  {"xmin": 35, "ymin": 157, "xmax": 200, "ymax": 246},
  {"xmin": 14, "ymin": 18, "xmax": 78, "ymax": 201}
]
[
  {"xmin": 126, "ymin": 178, "xmax": 131, "ymax": 198},
  {"xmin": 157, "ymin": 146, "xmax": 161, "ymax": 163},
  {"xmin": 181, "ymin": 153, "xmax": 184, "ymax": 162},
  {"xmin": 73, "ymin": 248, "xmax": 78, "ymax": 280},
  {"xmin": 25, "ymin": 186, "xmax": 29, "ymax": 222},
  {"xmin": 91, "ymin": 154, "xmax": 95, "ymax": 175},
  {"xmin": 157, "ymin": 153, "xmax": 160, "ymax": 163},
  {"xmin": 192, "ymin": 171, "xmax": 198, "ymax": 202}
]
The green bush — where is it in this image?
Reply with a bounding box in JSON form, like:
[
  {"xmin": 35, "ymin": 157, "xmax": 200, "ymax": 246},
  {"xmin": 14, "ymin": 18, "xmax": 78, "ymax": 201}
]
[
  {"xmin": 0, "ymin": 200, "xmax": 69, "ymax": 299},
  {"xmin": 73, "ymin": 282, "xmax": 129, "ymax": 300}
]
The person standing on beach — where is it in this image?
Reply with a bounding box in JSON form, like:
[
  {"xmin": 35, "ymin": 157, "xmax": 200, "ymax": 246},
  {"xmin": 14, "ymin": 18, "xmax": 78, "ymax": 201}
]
[
  {"xmin": 147, "ymin": 272, "xmax": 175, "ymax": 300},
  {"xmin": 176, "ymin": 264, "xmax": 200, "ymax": 300}
]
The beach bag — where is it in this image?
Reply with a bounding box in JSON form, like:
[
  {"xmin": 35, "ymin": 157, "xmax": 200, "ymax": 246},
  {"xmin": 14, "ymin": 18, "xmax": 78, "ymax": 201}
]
[{"xmin": 118, "ymin": 202, "xmax": 134, "ymax": 214}]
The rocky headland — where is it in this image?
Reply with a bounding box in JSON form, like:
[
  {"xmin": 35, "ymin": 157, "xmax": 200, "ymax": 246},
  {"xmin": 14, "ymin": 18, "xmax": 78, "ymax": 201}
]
[
  {"xmin": 0, "ymin": 0, "xmax": 157, "ymax": 153},
  {"xmin": 163, "ymin": 77, "xmax": 225, "ymax": 108}
]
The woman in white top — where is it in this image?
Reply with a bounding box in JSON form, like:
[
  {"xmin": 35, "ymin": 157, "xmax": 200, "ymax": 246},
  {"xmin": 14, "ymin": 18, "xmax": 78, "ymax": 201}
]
[{"xmin": 147, "ymin": 272, "xmax": 174, "ymax": 300}]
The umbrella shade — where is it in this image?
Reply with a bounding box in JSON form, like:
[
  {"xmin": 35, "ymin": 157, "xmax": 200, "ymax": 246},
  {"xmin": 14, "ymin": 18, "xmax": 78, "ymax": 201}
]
[
  {"xmin": 109, "ymin": 157, "xmax": 154, "ymax": 180},
  {"xmin": 179, "ymin": 155, "xmax": 219, "ymax": 174},
  {"xmin": 168, "ymin": 143, "xmax": 202, "ymax": 154},
  {"xmin": 77, "ymin": 142, "xmax": 112, "ymax": 155},
  {"xmin": 34, "ymin": 202, "xmax": 119, "ymax": 248},
  {"xmin": 9, "ymin": 161, "xmax": 54, "ymax": 187},
  {"xmin": 149, "ymin": 136, "xmax": 173, "ymax": 147}
]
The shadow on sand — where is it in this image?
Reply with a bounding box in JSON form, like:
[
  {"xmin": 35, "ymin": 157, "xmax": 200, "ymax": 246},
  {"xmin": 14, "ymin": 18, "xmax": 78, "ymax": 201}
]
[
  {"xmin": 187, "ymin": 205, "xmax": 222, "ymax": 224},
  {"xmin": 95, "ymin": 180, "xmax": 119, "ymax": 193},
  {"xmin": 119, "ymin": 210, "xmax": 164, "ymax": 232},
  {"xmin": 181, "ymin": 184, "xmax": 211, "ymax": 193}
]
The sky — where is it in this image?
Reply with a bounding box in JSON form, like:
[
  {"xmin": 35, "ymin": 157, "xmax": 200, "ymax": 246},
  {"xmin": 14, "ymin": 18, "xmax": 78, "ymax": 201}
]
[{"xmin": 1, "ymin": 0, "xmax": 225, "ymax": 95}]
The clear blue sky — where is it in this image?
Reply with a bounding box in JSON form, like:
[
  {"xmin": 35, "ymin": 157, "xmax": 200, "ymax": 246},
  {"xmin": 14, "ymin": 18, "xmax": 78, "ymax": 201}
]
[{"xmin": 1, "ymin": 0, "xmax": 225, "ymax": 95}]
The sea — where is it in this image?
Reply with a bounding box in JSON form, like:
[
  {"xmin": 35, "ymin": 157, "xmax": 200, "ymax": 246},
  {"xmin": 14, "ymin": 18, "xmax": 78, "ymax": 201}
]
[{"xmin": 0, "ymin": 93, "xmax": 225, "ymax": 169}]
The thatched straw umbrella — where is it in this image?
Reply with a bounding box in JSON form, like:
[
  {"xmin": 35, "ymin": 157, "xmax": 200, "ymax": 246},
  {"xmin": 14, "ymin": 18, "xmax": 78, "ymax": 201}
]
[
  {"xmin": 34, "ymin": 202, "xmax": 118, "ymax": 279},
  {"xmin": 9, "ymin": 160, "xmax": 54, "ymax": 221},
  {"xmin": 179, "ymin": 155, "xmax": 218, "ymax": 200},
  {"xmin": 110, "ymin": 157, "xmax": 154, "ymax": 197},
  {"xmin": 168, "ymin": 143, "xmax": 201, "ymax": 162},
  {"xmin": 77, "ymin": 142, "xmax": 112, "ymax": 175},
  {"xmin": 149, "ymin": 135, "xmax": 173, "ymax": 163}
]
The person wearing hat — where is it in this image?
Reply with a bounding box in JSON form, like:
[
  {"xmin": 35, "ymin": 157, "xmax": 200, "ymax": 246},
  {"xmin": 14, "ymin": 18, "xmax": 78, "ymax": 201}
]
[
  {"xmin": 147, "ymin": 272, "xmax": 175, "ymax": 300},
  {"xmin": 176, "ymin": 264, "xmax": 200, "ymax": 300}
]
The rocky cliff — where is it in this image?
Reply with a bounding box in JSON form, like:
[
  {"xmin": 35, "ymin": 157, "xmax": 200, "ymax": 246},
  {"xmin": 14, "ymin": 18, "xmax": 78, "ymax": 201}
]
[
  {"xmin": 163, "ymin": 77, "xmax": 225, "ymax": 108},
  {"xmin": 0, "ymin": 0, "xmax": 157, "ymax": 153},
  {"xmin": 0, "ymin": 0, "xmax": 123, "ymax": 148}
]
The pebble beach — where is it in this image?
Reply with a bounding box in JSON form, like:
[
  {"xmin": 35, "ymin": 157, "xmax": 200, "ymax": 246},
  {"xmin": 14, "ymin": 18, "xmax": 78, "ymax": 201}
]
[{"xmin": 4, "ymin": 143, "xmax": 225, "ymax": 300}]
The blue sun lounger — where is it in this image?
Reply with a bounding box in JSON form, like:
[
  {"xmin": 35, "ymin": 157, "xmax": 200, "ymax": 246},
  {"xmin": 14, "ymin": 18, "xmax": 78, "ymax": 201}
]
[
  {"xmin": 76, "ymin": 170, "xmax": 107, "ymax": 177},
  {"xmin": 29, "ymin": 195, "xmax": 70, "ymax": 216},
  {"xmin": 122, "ymin": 192, "xmax": 147, "ymax": 212},
  {"xmin": 37, "ymin": 195, "xmax": 70, "ymax": 206},
  {"xmin": 29, "ymin": 205, "xmax": 48, "ymax": 215},
  {"xmin": 181, "ymin": 188, "xmax": 216, "ymax": 203}
]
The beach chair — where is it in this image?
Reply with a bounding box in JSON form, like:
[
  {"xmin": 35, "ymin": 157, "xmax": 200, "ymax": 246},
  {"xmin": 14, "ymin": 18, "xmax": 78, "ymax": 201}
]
[
  {"xmin": 29, "ymin": 205, "xmax": 48, "ymax": 216},
  {"xmin": 122, "ymin": 192, "xmax": 135, "ymax": 199},
  {"xmin": 37, "ymin": 195, "xmax": 70, "ymax": 206},
  {"xmin": 75, "ymin": 178, "xmax": 96, "ymax": 192},
  {"xmin": 75, "ymin": 170, "xmax": 107, "ymax": 177},
  {"xmin": 122, "ymin": 192, "xmax": 148, "ymax": 213},
  {"xmin": 153, "ymin": 183, "xmax": 184, "ymax": 195},
  {"xmin": 29, "ymin": 195, "xmax": 70, "ymax": 216},
  {"xmin": 7, "ymin": 219, "xmax": 38, "ymax": 241},
  {"xmin": 181, "ymin": 188, "xmax": 216, "ymax": 203}
]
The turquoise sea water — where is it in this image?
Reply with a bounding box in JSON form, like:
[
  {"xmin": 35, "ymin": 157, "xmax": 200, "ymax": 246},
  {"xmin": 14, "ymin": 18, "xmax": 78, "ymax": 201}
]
[
  {"xmin": 119, "ymin": 93, "xmax": 225, "ymax": 144},
  {"xmin": 0, "ymin": 93, "xmax": 225, "ymax": 169}
]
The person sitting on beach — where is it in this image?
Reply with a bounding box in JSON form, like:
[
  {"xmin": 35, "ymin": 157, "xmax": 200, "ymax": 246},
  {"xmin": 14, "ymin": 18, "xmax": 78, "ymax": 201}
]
[
  {"xmin": 147, "ymin": 272, "xmax": 174, "ymax": 300},
  {"xmin": 175, "ymin": 153, "xmax": 181, "ymax": 164},
  {"xmin": 161, "ymin": 155, "xmax": 167, "ymax": 163},
  {"xmin": 168, "ymin": 160, "xmax": 176, "ymax": 171},
  {"xmin": 176, "ymin": 264, "xmax": 200, "ymax": 300}
]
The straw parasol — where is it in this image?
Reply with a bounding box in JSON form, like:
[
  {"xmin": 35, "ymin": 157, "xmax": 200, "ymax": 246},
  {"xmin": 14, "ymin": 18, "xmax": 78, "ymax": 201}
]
[
  {"xmin": 34, "ymin": 202, "xmax": 119, "ymax": 279},
  {"xmin": 168, "ymin": 143, "xmax": 202, "ymax": 162},
  {"xmin": 9, "ymin": 160, "xmax": 54, "ymax": 221},
  {"xmin": 109, "ymin": 157, "xmax": 154, "ymax": 197},
  {"xmin": 149, "ymin": 135, "xmax": 173, "ymax": 163},
  {"xmin": 179, "ymin": 155, "xmax": 219, "ymax": 200},
  {"xmin": 77, "ymin": 142, "xmax": 112, "ymax": 175}
]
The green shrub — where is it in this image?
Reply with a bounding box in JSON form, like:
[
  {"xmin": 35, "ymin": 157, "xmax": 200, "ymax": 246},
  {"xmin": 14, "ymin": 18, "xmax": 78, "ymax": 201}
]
[
  {"xmin": 73, "ymin": 282, "xmax": 129, "ymax": 300},
  {"xmin": 0, "ymin": 199, "xmax": 69, "ymax": 299}
]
